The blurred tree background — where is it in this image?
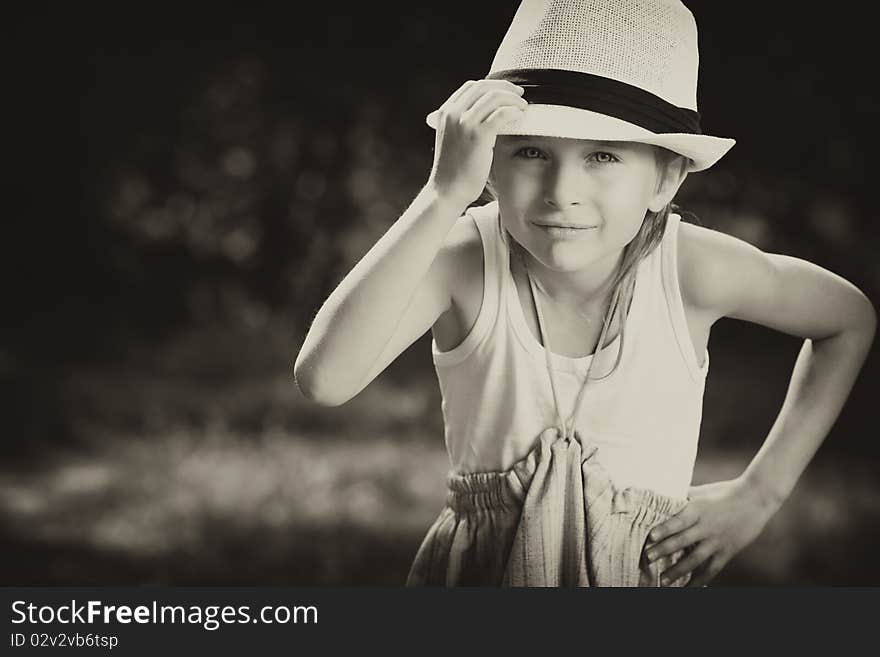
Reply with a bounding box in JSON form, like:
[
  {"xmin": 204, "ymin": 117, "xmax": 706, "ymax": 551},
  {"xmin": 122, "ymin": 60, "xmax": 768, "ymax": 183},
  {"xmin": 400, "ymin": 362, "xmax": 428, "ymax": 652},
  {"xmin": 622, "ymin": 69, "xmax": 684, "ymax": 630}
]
[{"xmin": 2, "ymin": 2, "xmax": 878, "ymax": 585}]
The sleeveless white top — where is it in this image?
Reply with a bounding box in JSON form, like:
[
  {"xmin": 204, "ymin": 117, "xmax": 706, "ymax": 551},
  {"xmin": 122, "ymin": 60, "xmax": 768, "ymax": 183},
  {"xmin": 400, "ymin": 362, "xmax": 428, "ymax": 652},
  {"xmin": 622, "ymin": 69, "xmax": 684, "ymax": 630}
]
[{"xmin": 431, "ymin": 201, "xmax": 709, "ymax": 499}]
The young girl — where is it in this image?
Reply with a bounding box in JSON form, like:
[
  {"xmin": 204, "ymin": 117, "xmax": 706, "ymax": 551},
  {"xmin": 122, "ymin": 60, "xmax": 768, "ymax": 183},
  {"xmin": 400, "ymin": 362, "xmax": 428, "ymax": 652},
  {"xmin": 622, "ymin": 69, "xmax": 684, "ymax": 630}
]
[{"xmin": 294, "ymin": 0, "xmax": 876, "ymax": 586}]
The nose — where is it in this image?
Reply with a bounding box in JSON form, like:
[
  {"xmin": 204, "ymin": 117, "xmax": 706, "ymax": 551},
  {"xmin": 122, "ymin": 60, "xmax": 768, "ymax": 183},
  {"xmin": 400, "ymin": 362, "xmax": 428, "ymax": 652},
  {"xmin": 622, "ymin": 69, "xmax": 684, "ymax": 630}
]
[{"xmin": 542, "ymin": 161, "xmax": 587, "ymax": 209}]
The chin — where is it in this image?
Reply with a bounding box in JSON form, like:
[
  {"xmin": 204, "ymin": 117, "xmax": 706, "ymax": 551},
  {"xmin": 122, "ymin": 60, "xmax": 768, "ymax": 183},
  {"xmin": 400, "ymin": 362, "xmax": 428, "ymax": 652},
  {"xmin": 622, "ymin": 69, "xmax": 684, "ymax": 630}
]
[{"xmin": 530, "ymin": 240, "xmax": 600, "ymax": 272}]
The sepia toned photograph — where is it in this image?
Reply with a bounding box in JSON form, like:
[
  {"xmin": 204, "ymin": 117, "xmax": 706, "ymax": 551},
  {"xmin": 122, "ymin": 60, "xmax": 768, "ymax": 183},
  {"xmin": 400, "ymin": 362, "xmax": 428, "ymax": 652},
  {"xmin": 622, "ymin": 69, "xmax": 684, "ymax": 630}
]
[{"xmin": 4, "ymin": 0, "xmax": 878, "ymax": 587}]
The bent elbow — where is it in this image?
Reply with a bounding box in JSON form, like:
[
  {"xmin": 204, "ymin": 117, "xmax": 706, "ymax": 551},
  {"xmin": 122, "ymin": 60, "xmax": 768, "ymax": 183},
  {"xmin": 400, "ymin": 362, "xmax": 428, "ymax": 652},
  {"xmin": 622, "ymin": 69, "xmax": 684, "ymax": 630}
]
[
  {"xmin": 853, "ymin": 290, "xmax": 877, "ymax": 340},
  {"xmin": 864, "ymin": 299, "xmax": 877, "ymax": 345},
  {"xmin": 866, "ymin": 296, "xmax": 877, "ymax": 329},
  {"xmin": 292, "ymin": 357, "xmax": 352, "ymax": 407}
]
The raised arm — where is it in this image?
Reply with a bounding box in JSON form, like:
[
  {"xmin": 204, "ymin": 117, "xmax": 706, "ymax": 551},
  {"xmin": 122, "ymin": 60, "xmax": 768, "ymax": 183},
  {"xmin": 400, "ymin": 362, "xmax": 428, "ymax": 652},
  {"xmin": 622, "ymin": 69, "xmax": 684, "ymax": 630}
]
[{"xmin": 293, "ymin": 79, "xmax": 527, "ymax": 406}]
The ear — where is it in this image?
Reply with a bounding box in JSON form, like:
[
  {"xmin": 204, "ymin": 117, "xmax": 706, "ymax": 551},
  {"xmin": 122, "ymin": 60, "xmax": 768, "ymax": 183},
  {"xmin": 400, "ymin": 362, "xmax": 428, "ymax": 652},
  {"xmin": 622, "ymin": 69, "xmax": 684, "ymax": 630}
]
[{"xmin": 648, "ymin": 156, "xmax": 689, "ymax": 213}]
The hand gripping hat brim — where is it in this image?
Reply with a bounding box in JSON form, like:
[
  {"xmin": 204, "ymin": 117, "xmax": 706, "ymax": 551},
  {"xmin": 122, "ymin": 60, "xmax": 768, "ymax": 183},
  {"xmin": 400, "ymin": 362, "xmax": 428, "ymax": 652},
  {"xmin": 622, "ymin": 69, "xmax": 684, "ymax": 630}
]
[{"xmin": 426, "ymin": 0, "xmax": 735, "ymax": 172}]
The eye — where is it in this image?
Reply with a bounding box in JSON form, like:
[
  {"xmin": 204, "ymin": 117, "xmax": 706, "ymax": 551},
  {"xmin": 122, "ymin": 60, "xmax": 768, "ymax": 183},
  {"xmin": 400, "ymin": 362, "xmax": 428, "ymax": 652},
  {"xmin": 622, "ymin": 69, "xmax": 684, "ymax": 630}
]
[
  {"xmin": 590, "ymin": 151, "xmax": 620, "ymax": 164},
  {"xmin": 514, "ymin": 146, "xmax": 546, "ymax": 160}
]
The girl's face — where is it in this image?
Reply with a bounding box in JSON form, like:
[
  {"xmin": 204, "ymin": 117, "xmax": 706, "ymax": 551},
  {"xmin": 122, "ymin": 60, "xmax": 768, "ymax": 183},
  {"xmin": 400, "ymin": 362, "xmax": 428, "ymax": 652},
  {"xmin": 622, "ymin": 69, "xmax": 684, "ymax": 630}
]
[{"xmin": 490, "ymin": 136, "xmax": 680, "ymax": 273}]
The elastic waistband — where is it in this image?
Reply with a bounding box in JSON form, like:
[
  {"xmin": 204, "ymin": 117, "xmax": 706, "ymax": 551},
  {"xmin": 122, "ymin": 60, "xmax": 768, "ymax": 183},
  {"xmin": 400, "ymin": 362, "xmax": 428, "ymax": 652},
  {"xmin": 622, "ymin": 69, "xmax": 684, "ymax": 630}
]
[
  {"xmin": 445, "ymin": 429, "xmax": 687, "ymax": 524},
  {"xmin": 446, "ymin": 469, "xmax": 521, "ymax": 514}
]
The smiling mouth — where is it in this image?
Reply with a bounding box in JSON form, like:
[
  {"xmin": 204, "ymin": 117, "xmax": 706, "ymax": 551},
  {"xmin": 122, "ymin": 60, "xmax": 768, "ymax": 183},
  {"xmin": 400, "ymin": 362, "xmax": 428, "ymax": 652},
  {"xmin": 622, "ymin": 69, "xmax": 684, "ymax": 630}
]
[{"xmin": 533, "ymin": 222, "xmax": 598, "ymax": 229}]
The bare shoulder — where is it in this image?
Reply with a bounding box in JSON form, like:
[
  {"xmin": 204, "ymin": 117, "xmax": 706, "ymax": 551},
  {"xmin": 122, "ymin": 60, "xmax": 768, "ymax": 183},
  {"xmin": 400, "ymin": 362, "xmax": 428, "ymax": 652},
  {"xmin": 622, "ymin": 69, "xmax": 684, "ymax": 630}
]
[
  {"xmin": 439, "ymin": 212, "xmax": 484, "ymax": 287},
  {"xmin": 441, "ymin": 213, "xmax": 485, "ymax": 316},
  {"xmin": 432, "ymin": 212, "xmax": 486, "ymax": 351},
  {"xmin": 676, "ymin": 219, "xmax": 776, "ymax": 323},
  {"xmin": 677, "ymin": 217, "xmax": 876, "ymax": 338},
  {"xmin": 442, "ymin": 212, "xmax": 483, "ymax": 258}
]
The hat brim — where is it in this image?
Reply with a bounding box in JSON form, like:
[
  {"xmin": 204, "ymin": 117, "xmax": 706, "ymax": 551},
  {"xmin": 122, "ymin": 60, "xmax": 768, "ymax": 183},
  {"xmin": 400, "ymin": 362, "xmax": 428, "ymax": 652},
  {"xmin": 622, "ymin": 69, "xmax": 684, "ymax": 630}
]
[{"xmin": 426, "ymin": 104, "xmax": 734, "ymax": 172}]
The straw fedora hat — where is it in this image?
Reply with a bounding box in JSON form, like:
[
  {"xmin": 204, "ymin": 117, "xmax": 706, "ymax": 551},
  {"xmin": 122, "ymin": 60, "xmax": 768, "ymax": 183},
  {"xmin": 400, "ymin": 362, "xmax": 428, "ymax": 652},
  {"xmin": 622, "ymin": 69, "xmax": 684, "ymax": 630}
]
[{"xmin": 426, "ymin": 0, "xmax": 735, "ymax": 172}]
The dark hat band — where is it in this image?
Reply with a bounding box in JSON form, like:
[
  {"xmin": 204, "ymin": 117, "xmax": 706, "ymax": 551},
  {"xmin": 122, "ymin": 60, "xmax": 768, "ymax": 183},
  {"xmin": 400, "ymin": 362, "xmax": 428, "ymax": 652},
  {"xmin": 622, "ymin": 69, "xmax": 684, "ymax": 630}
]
[{"xmin": 487, "ymin": 68, "xmax": 702, "ymax": 135}]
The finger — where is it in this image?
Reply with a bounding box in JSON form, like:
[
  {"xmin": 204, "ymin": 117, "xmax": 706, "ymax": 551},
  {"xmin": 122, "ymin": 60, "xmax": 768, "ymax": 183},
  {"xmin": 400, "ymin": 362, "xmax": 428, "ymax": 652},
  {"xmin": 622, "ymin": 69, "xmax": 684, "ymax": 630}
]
[
  {"xmin": 646, "ymin": 524, "xmax": 704, "ymax": 562},
  {"xmin": 451, "ymin": 79, "xmax": 524, "ymax": 116},
  {"xmin": 461, "ymin": 90, "xmax": 528, "ymax": 125},
  {"xmin": 659, "ymin": 542, "xmax": 715, "ymax": 586},
  {"xmin": 432, "ymin": 81, "xmax": 478, "ymax": 126},
  {"xmin": 438, "ymin": 80, "xmax": 477, "ymax": 113},
  {"xmin": 483, "ymin": 104, "xmax": 527, "ymax": 132},
  {"xmin": 433, "ymin": 81, "xmax": 523, "ymax": 129},
  {"xmin": 649, "ymin": 507, "xmax": 700, "ymax": 543},
  {"xmin": 687, "ymin": 556, "xmax": 725, "ymax": 588}
]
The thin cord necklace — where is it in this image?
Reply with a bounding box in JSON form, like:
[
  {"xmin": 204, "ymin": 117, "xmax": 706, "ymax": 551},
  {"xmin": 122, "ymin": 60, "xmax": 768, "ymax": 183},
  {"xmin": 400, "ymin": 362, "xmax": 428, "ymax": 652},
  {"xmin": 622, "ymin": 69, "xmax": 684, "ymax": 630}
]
[
  {"xmin": 515, "ymin": 244, "xmax": 623, "ymax": 441},
  {"xmin": 529, "ymin": 269, "xmax": 615, "ymax": 324}
]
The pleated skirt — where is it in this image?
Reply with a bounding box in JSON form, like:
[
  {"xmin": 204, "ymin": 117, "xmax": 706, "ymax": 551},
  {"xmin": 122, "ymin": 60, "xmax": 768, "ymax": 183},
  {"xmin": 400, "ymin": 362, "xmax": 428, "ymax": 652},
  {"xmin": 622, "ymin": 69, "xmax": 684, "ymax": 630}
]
[{"xmin": 406, "ymin": 428, "xmax": 693, "ymax": 587}]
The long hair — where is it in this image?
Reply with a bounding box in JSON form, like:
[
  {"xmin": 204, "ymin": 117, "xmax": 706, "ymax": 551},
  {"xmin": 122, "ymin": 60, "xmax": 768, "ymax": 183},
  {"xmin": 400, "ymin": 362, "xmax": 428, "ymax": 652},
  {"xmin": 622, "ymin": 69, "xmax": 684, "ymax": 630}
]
[
  {"xmin": 483, "ymin": 147, "xmax": 686, "ymax": 380},
  {"xmin": 594, "ymin": 201, "xmax": 671, "ymax": 379}
]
